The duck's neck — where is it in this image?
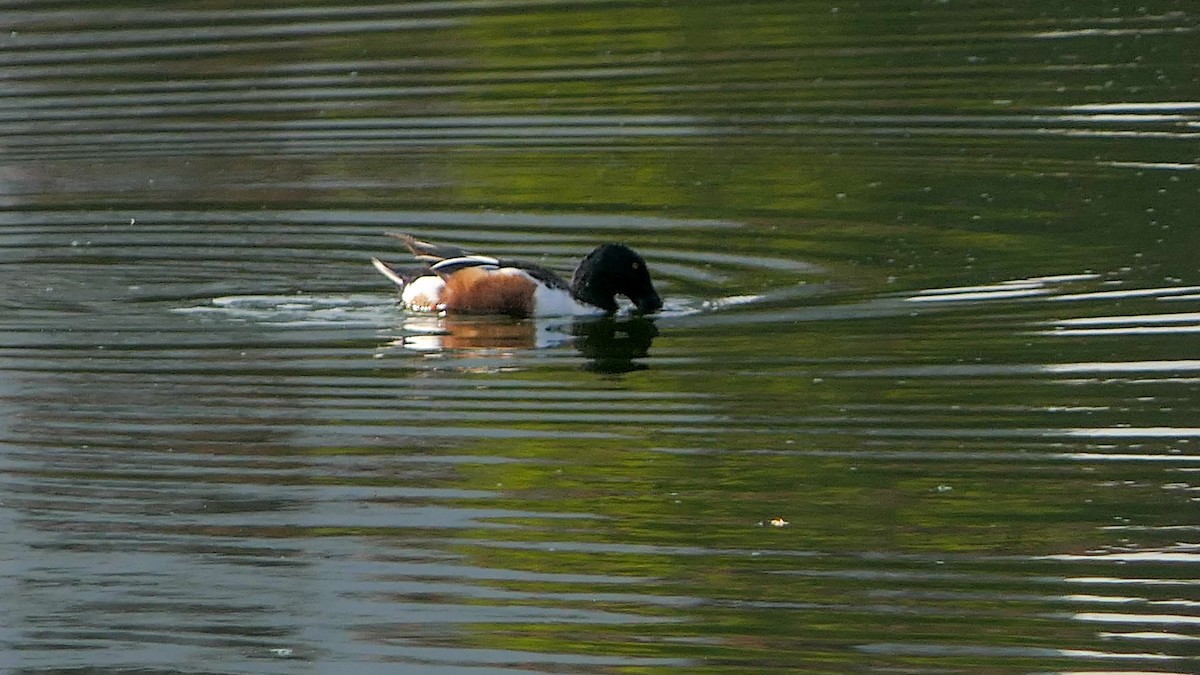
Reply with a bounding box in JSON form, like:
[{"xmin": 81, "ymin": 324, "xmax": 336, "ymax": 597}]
[{"xmin": 571, "ymin": 277, "xmax": 618, "ymax": 312}]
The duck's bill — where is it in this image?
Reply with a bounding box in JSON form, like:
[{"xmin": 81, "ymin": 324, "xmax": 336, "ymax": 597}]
[{"xmin": 631, "ymin": 292, "xmax": 663, "ymax": 313}]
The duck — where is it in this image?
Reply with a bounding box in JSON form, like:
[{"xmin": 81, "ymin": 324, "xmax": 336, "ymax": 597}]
[{"xmin": 371, "ymin": 233, "xmax": 663, "ymax": 318}]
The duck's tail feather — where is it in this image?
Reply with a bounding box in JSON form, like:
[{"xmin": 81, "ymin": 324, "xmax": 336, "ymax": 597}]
[{"xmin": 371, "ymin": 257, "xmax": 425, "ymax": 287}]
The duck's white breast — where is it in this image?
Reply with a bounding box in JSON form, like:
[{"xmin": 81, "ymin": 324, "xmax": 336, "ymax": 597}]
[{"xmin": 530, "ymin": 280, "xmax": 601, "ymax": 317}]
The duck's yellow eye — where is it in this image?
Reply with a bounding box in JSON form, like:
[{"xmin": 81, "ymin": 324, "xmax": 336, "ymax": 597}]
[{"xmin": 631, "ymin": 262, "xmax": 640, "ymax": 270}]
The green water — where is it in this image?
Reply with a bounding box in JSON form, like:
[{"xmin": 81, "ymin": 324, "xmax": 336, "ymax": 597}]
[{"xmin": 2, "ymin": 1, "xmax": 1198, "ymax": 672}]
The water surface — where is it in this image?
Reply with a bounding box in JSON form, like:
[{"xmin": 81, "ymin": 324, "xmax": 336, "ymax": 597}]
[{"xmin": 2, "ymin": 1, "xmax": 1199, "ymax": 672}]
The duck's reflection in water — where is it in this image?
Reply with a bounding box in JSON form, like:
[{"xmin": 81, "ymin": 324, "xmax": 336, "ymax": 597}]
[
  {"xmin": 385, "ymin": 314, "xmax": 657, "ymax": 373},
  {"xmin": 572, "ymin": 315, "xmax": 658, "ymax": 374}
]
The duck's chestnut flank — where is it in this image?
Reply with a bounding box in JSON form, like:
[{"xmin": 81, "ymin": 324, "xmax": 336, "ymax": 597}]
[{"xmin": 371, "ymin": 234, "xmax": 663, "ymax": 318}]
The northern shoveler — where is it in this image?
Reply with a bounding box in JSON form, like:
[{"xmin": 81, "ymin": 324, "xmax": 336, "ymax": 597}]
[{"xmin": 371, "ymin": 234, "xmax": 663, "ymax": 318}]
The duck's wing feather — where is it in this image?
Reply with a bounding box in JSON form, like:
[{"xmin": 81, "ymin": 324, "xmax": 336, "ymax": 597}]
[
  {"xmin": 498, "ymin": 259, "xmax": 570, "ymax": 291},
  {"xmin": 429, "ymin": 255, "xmax": 502, "ymax": 277},
  {"xmin": 386, "ymin": 233, "xmax": 473, "ymax": 263},
  {"xmin": 382, "ymin": 234, "xmax": 571, "ymax": 291}
]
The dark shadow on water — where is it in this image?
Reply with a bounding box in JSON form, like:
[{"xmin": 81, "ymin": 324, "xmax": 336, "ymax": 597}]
[{"xmin": 573, "ymin": 315, "xmax": 658, "ymax": 374}]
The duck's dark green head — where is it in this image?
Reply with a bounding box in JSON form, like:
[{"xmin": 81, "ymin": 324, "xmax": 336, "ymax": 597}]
[{"xmin": 571, "ymin": 244, "xmax": 663, "ymax": 314}]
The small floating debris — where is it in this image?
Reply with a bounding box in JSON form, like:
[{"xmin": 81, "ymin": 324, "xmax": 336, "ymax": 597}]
[{"xmin": 759, "ymin": 517, "xmax": 790, "ymax": 528}]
